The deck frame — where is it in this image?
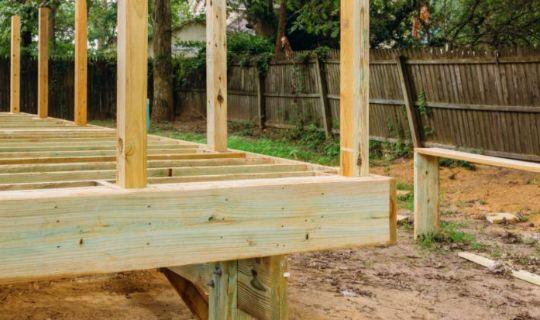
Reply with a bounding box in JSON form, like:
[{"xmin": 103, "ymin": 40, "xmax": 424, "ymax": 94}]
[{"xmin": 2, "ymin": 1, "xmax": 382, "ymax": 319}]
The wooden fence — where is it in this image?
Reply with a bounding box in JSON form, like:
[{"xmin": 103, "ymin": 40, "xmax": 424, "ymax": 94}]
[
  {"xmin": 181, "ymin": 49, "xmax": 540, "ymax": 162},
  {"xmin": 0, "ymin": 48, "xmax": 539, "ymax": 162}
]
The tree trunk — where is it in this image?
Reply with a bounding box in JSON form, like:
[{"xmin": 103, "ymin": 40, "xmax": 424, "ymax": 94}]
[
  {"xmin": 274, "ymin": 0, "xmax": 287, "ymax": 55},
  {"xmin": 152, "ymin": 0, "xmax": 174, "ymax": 123}
]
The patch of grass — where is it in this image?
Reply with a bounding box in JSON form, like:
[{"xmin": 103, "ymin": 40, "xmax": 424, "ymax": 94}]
[
  {"xmin": 439, "ymin": 158, "xmax": 476, "ymax": 171},
  {"xmin": 90, "ymin": 119, "xmax": 411, "ymax": 167},
  {"xmin": 417, "ymin": 221, "xmax": 483, "ymax": 250},
  {"xmin": 397, "ymin": 182, "xmax": 413, "ymax": 191}
]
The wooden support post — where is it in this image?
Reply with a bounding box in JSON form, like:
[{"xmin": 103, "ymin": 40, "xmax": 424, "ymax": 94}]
[
  {"xmin": 238, "ymin": 256, "xmax": 288, "ymax": 319},
  {"xmin": 340, "ymin": 0, "xmax": 369, "ymax": 177},
  {"xmin": 162, "ymin": 268, "xmax": 209, "ymax": 320},
  {"xmin": 396, "ymin": 55, "xmax": 422, "ymax": 147},
  {"xmin": 209, "ymin": 261, "xmax": 238, "ymax": 320},
  {"xmin": 116, "ymin": 0, "xmax": 148, "ymax": 189},
  {"xmin": 74, "ymin": 0, "xmax": 88, "ymax": 126},
  {"xmin": 414, "ymin": 152, "xmax": 440, "ymax": 239},
  {"xmin": 256, "ymin": 72, "xmax": 266, "ymax": 129},
  {"xmin": 315, "ymin": 58, "xmax": 332, "ymax": 138},
  {"xmin": 38, "ymin": 7, "xmax": 50, "ymax": 119},
  {"xmin": 206, "ymin": 0, "xmax": 228, "ymax": 152},
  {"xmin": 10, "ymin": 16, "xmax": 21, "ymax": 114}
]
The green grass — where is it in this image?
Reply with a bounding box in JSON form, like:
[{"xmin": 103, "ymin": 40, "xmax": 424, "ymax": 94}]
[
  {"xmin": 91, "ymin": 119, "xmax": 412, "ymax": 168},
  {"xmin": 417, "ymin": 221, "xmax": 484, "ymax": 250}
]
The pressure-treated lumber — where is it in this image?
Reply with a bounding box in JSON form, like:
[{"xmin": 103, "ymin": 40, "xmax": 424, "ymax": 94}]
[
  {"xmin": 206, "ymin": 0, "xmax": 228, "ymax": 152},
  {"xmin": 0, "ymin": 175, "xmax": 394, "ymax": 284},
  {"xmin": 416, "ymin": 148, "xmax": 540, "ymax": 173},
  {"xmin": 162, "ymin": 268, "xmax": 210, "ymax": 319},
  {"xmin": 209, "ymin": 261, "xmax": 238, "ymax": 320},
  {"xmin": 458, "ymin": 252, "xmax": 540, "ymax": 287},
  {"xmin": 414, "ymin": 152, "xmax": 439, "ymax": 239},
  {"xmin": 340, "ymin": 0, "xmax": 369, "ymax": 177},
  {"xmin": 10, "ymin": 16, "xmax": 21, "ymax": 114},
  {"xmin": 74, "ymin": 0, "xmax": 88, "ymax": 126},
  {"xmin": 116, "ymin": 0, "xmax": 148, "ymax": 188},
  {"xmin": 170, "ymin": 256, "xmax": 289, "ymax": 320},
  {"xmin": 38, "ymin": 7, "xmax": 50, "ymax": 119}
]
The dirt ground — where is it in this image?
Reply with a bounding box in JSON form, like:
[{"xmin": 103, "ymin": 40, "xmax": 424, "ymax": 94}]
[{"xmin": 1, "ymin": 159, "xmax": 539, "ymax": 320}]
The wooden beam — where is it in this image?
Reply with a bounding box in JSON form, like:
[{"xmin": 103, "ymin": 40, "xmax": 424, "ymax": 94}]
[
  {"xmin": 416, "ymin": 148, "xmax": 540, "ymax": 173},
  {"xmin": 238, "ymin": 256, "xmax": 288, "ymax": 319},
  {"xmin": 340, "ymin": 0, "xmax": 369, "ymax": 177},
  {"xmin": 116, "ymin": 0, "xmax": 148, "ymax": 188},
  {"xmin": 162, "ymin": 268, "xmax": 209, "ymax": 320},
  {"xmin": 206, "ymin": 0, "xmax": 228, "ymax": 152},
  {"xmin": 38, "ymin": 7, "xmax": 50, "ymax": 119},
  {"xmin": 10, "ymin": 16, "xmax": 21, "ymax": 114},
  {"xmin": 396, "ymin": 56, "xmax": 422, "ymax": 147},
  {"xmin": 209, "ymin": 261, "xmax": 238, "ymax": 320},
  {"xmin": 0, "ymin": 175, "xmax": 394, "ymax": 284},
  {"xmin": 74, "ymin": 0, "xmax": 88, "ymax": 126},
  {"xmin": 414, "ymin": 152, "xmax": 440, "ymax": 239}
]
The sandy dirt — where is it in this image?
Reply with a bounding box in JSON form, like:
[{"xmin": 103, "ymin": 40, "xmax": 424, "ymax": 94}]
[{"xmin": 1, "ymin": 159, "xmax": 539, "ymax": 320}]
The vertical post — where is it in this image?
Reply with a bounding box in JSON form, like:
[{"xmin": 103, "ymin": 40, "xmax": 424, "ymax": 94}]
[
  {"xmin": 414, "ymin": 152, "xmax": 440, "ymax": 239},
  {"xmin": 38, "ymin": 7, "xmax": 50, "ymax": 119},
  {"xmin": 116, "ymin": 0, "xmax": 148, "ymax": 189},
  {"xmin": 206, "ymin": 0, "xmax": 228, "ymax": 152},
  {"xmin": 396, "ymin": 55, "xmax": 422, "ymax": 147},
  {"xmin": 75, "ymin": 0, "xmax": 88, "ymax": 126},
  {"xmin": 10, "ymin": 16, "xmax": 21, "ymax": 114},
  {"xmin": 256, "ymin": 72, "xmax": 266, "ymax": 129},
  {"xmin": 315, "ymin": 58, "xmax": 332, "ymax": 138},
  {"xmin": 340, "ymin": 0, "xmax": 369, "ymax": 177},
  {"xmin": 209, "ymin": 261, "xmax": 238, "ymax": 320}
]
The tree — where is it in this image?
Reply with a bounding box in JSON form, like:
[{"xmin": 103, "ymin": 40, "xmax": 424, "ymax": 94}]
[{"xmin": 152, "ymin": 0, "xmax": 174, "ymax": 122}]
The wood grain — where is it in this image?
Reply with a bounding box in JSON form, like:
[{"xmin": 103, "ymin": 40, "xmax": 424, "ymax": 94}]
[
  {"xmin": 116, "ymin": 0, "xmax": 148, "ymax": 188},
  {"xmin": 340, "ymin": 0, "xmax": 370, "ymax": 177},
  {"xmin": 74, "ymin": 0, "xmax": 88, "ymax": 126},
  {"xmin": 10, "ymin": 16, "xmax": 20, "ymax": 114},
  {"xmin": 0, "ymin": 175, "xmax": 393, "ymax": 284},
  {"xmin": 38, "ymin": 7, "xmax": 50, "ymax": 119},
  {"xmin": 206, "ymin": 0, "xmax": 228, "ymax": 152}
]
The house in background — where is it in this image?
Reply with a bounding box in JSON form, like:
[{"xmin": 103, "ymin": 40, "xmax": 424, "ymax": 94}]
[{"xmin": 148, "ymin": 1, "xmax": 252, "ymax": 58}]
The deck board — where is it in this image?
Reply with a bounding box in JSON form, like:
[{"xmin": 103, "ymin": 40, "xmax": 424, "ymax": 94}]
[{"xmin": 0, "ymin": 113, "xmax": 326, "ymax": 188}]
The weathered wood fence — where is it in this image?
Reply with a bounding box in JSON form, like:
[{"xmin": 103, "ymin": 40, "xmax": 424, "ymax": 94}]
[
  {"xmin": 0, "ymin": 48, "xmax": 539, "ymax": 161},
  {"xmin": 181, "ymin": 49, "xmax": 540, "ymax": 162}
]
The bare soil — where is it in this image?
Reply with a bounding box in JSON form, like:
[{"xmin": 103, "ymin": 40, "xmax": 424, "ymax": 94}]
[{"xmin": 1, "ymin": 160, "xmax": 539, "ymax": 320}]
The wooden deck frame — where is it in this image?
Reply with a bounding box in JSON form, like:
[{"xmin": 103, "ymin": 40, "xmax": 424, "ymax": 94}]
[
  {"xmin": 414, "ymin": 148, "xmax": 540, "ymax": 238},
  {"xmin": 1, "ymin": 1, "xmax": 390, "ymax": 319}
]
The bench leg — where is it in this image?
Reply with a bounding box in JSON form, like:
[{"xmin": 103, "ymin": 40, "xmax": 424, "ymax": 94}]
[{"xmin": 414, "ymin": 152, "xmax": 440, "ymax": 239}]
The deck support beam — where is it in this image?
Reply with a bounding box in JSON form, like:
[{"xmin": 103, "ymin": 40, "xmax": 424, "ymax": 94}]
[
  {"xmin": 38, "ymin": 7, "xmax": 50, "ymax": 119},
  {"xmin": 10, "ymin": 16, "xmax": 21, "ymax": 114},
  {"xmin": 414, "ymin": 152, "xmax": 440, "ymax": 239},
  {"xmin": 209, "ymin": 261, "xmax": 238, "ymax": 320},
  {"xmin": 339, "ymin": 0, "xmax": 370, "ymax": 177},
  {"xmin": 206, "ymin": 0, "xmax": 228, "ymax": 152},
  {"xmin": 116, "ymin": 0, "xmax": 148, "ymax": 188},
  {"xmin": 74, "ymin": 0, "xmax": 88, "ymax": 126}
]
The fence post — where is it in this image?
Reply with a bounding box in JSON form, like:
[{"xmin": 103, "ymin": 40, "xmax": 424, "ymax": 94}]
[
  {"xmin": 315, "ymin": 58, "xmax": 332, "ymax": 138},
  {"xmin": 256, "ymin": 71, "xmax": 266, "ymax": 129},
  {"xmin": 396, "ymin": 55, "xmax": 422, "ymax": 147}
]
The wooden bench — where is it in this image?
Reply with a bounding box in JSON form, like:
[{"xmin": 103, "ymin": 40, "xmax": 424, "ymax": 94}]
[{"xmin": 414, "ymin": 148, "xmax": 540, "ymax": 238}]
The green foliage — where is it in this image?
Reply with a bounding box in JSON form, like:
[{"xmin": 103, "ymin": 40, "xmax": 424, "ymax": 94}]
[
  {"xmin": 439, "ymin": 159, "xmax": 477, "ymax": 171},
  {"xmin": 418, "ymin": 221, "xmax": 483, "ymax": 250}
]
